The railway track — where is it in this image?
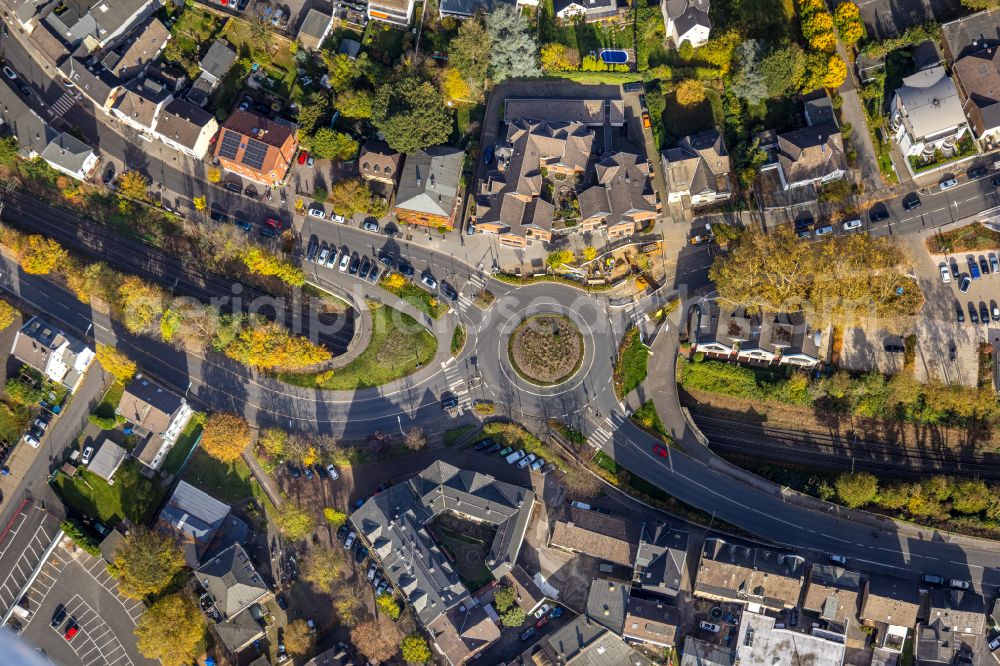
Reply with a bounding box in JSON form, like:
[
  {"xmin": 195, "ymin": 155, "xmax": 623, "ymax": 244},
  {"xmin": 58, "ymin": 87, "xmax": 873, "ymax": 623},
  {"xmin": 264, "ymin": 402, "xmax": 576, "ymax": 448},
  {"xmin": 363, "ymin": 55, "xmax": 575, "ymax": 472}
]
[{"xmin": 693, "ymin": 413, "xmax": 1000, "ymax": 479}]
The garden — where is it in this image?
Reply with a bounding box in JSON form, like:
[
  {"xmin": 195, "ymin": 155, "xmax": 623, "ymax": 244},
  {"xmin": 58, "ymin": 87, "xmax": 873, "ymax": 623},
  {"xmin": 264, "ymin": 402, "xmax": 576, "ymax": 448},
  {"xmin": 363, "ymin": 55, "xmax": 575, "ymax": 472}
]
[
  {"xmin": 508, "ymin": 314, "xmax": 584, "ymax": 385},
  {"xmin": 613, "ymin": 327, "xmax": 649, "ymax": 399},
  {"xmin": 926, "ymin": 222, "xmax": 1000, "ymax": 254}
]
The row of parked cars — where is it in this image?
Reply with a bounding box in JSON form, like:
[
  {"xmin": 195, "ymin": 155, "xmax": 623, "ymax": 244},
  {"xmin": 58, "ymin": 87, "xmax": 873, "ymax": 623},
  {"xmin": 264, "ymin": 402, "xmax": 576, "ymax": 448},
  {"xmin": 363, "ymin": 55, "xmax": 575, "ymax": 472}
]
[
  {"xmin": 287, "ymin": 461, "xmax": 339, "ymax": 481},
  {"xmin": 947, "ymin": 253, "xmax": 1000, "ymax": 295},
  {"xmin": 306, "ymin": 240, "xmax": 386, "ymax": 284},
  {"xmin": 473, "ymin": 438, "xmax": 555, "ymax": 473}
]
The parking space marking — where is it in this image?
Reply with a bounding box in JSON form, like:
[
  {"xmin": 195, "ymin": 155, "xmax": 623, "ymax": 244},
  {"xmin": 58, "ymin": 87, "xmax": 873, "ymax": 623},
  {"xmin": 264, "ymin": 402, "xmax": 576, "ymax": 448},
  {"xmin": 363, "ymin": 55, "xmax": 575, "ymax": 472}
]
[
  {"xmin": 75, "ymin": 551, "xmax": 146, "ymax": 624},
  {"xmin": 0, "ymin": 512, "xmax": 28, "ymax": 559},
  {"xmin": 0, "ymin": 516, "xmax": 60, "ymax": 612},
  {"xmin": 53, "ymin": 594, "xmax": 135, "ymax": 666}
]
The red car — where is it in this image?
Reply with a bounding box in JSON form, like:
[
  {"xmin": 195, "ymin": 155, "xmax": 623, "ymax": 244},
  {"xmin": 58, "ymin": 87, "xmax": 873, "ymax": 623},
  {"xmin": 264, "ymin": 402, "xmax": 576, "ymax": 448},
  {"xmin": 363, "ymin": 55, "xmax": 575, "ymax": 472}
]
[
  {"xmin": 64, "ymin": 624, "xmax": 79, "ymax": 641},
  {"xmin": 535, "ymin": 615, "xmax": 549, "ymax": 629},
  {"xmin": 265, "ymin": 218, "xmax": 283, "ymax": 230},
  {"xmin": 298, "ymin": 150, "xmax": 309, "ymax": 165},
  {"xmin": 652, "ymin": 445, "xmax": 669, "ymax": 458}
]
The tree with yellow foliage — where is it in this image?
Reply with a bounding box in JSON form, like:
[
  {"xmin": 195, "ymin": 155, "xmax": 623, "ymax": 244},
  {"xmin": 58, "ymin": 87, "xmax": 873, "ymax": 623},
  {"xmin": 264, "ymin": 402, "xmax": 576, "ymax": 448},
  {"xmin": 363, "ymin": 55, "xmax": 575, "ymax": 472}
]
[
  {"xmin": 241, "ymin": 246, "xmax": 306, "ymax": 287},
  {"xmin": 207, "ymin": 168, "xmax": 222, "ymax": 184},
  {"xmin": 223, "ymin": 319, "xmax": 331, "ymax": 370},
  {"xmin": 824, "ymin": 54, "xmax": 848, "ymax": 89},
  {"xmin": 117, "ymin": 170, "xmax": 149, "ymax": 201},
  {"xmin": 65, "ymin": 261, "xmax": 119, "ymax": 305},
  {"xmin": 20, "ymin": 235, "xmax": 68, "ymax": 275},
  {"xmin": 0, "ymin": 300, "xmax": 16, "ymax": 331},
  {"xmin": 192, "ymin": 196, "xmax": 207, "ymax": 211},
  {"xmin": 440, "ymin": 68, "xmax": 471, "ymax": 103},
  {"xmin": 116, "ymin": 275, "xmax": 166, "ymax": 334},
  {"xmin": 833, "ymin": 1, "xmax": 865, "ymax": 45},
  {"xmin": 95, "ymin": 343, "xmax": 137, "ymax": 381},
  {"xmin": 540, "ymin": 43, "xmax": 579, "ymax": 71},
  {"xmin": 582, "ymin": 246, "xmax": 598, "ymax": 262},
  {"xmin": 675, "ymin": 79, "xmax": 706, "ymax": 106},
  {"xmin": 201, "ymin": 412, "xmax": 252, "ymax": 462},
  {"xmin": 381, "ymin": 272, "xmax": 407, "ymax": 290}
]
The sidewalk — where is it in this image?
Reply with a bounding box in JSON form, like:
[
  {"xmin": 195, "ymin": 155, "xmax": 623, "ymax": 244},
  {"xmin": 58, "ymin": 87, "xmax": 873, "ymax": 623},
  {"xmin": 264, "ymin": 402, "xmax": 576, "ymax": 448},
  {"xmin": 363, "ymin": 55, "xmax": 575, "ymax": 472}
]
[{"xmin": 242, "ymin": 445, "xmax": 283, "ymax": 509}]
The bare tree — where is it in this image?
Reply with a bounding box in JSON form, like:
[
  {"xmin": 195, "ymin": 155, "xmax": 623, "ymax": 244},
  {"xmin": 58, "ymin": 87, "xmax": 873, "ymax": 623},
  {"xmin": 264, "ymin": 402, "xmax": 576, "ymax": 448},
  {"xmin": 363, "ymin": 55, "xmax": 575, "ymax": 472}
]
[{"xmin": 404, "ymin": 427, "xmax": 427, "ymax": 452}]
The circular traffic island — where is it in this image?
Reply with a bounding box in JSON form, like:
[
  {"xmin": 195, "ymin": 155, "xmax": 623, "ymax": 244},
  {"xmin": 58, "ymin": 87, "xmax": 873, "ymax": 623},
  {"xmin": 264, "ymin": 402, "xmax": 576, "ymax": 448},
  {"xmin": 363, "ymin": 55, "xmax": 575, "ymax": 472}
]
[{"xmin": 508, "ymin": 314, "xmax": 584, "ymax": 386}]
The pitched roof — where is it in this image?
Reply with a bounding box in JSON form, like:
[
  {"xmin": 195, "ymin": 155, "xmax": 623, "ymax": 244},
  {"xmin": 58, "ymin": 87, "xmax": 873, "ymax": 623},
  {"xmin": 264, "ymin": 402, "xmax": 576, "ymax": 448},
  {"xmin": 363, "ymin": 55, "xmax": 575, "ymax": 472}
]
[
  {"xmin": 505, "ymin": 564, "xmax": 546, "ymax": 613},
  {"xmin": 666, "ymin": 0, "xmax": 711, "ymax": 37},
  {"xmin": 196, "ymin": 544, "xmax": 269, "ymax": 619},
  {"xmin": 663, "ymin": 130, "xmax": 731, "ymax": 197},
  {"xmin": 578, "ymin": 151, "xmax": 656, "ymax": 226},
  {"xmin": 893, "ymin": 66, "xmax": 966, "ymax": 139},
  {"xmin": 215, "ymin": 110, "xmax": 297, "ymax": 178},
  {"xmin": 775, "ymin": 123, "xmax": 847, "ymax": 187},
  {"xmin": 803, "ymin": 89, "xmax": 836, "ymax": 128},
  {"xmin": 297, "ymin": 8, "xmax": 332, "ymax": 41},
  {"xmin": 358, "ymin": 140, "xmax": 402, "ymax": 180},
  {"xmin": 634, "ymin": 524, "xmax": 688, "ymax": 597},
  {"xmin": 694, "ymin": 538, "xmax": 805, "ymax": 610},
  {"xmin": 926, "ymin": 589, "xmax": 987, "ymax": 635},
  {"xmin": 554, "ymin": 0, "xmax": 616, "ymax": 15},
  {"xmin": 117, "ymin": 375, "xmax": 183, "ymax": 436},
  {"xmin": 0, "ymin": 77, "xmax": 58, "ymax": 157},
  {"xmin": 155, "ymin": 98, "xmax": 216, "ymax": 150},
  {"xmin": 40, "ymin": 131, "xmax": 95, "ymax": 175},
  {"xmin": 623, "ymin": 595, "xmax": 679, "ymax": 647},
  {"xmin": 942, "ymin": 8, "xmax": 1000, "ymax": 60},
  {"xmin": 426, "ymin": 604, "xmax": 500, "ymax": 666},
  {"xmin": 112, "ymin": 77, "xmax": 170, "ymax": 129},
  {"xmin": 503, "ymin": 98, "xmax": 625, "ymax": 126},
  {"xmin": 199, "ymin": 40, "xmax": 237, "ymax": 80},
  {"xmin": 395, "ymin": 145, "xmax": 464, "ymax": 219},
  {"xmin": 680, "ymin": 637, "xmax": 735, "ymax": 666},
  {"xmin": 860, "ymin": 577, "xmax": 921, "ymax": 627},
  {"xmin": 440, "ymin": 0, "xmax": 512, "ymax": 16},
  {"xmin": 213, "ymin": 607, "xmax": 264, "ymax": 653},
  {"xmin": 350, "ymin": 461, "xmax": 534, "ymax": 629},
  {"xmin": 541, "ymin": 615, "xmax": 655, "ymax": 665},
  {"xmin": 86, "ymin": 438, "xmax": 127, "ymax": 482},
  {"xmin": 101, "ymin": 17, "xmax": 169, "ymax": 78},
  {"xmin": 58, "ymin": 57, "xmax": 119, "ymax": 106},
  {"xmin": 585, "ymin": 579, "xmax": 629, "ymax": 634},
  {"xmin": 953, "ymin": 46, "xmax": 1000, "ymax": 132},
  {"xmin": 550, "ymin": 507, "xmax": 641, "ymax": 566},
  {"xmin": 157, "ymin": 480, "xmax": 230, "ymax": 566},
  {"xmin": 802, "ymin": 564, "xmax": 861, "ymax": 625}
]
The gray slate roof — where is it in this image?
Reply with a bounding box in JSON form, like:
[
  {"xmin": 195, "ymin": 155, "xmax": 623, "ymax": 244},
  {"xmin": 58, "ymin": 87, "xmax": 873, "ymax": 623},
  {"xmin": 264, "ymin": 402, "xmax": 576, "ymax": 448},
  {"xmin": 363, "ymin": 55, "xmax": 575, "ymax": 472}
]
[
  {"xmin": 440, "ymin": 0, "xmax": 511, "ymax": 16},
  {"xmin": 395, "ymin": 146, "xmax": 464, "ymax": 219},
  {"xmin": 197, "ymin": 543, "xmax": 268, "ymax": 620},
  {"xmin": 350, "ymin": 461, "xmax": 533, "ymax": 626},
  {"xmin": 585, "ymin": 579, "xmax": 629, "ymax": 634},
  {"xmin": 665, "ymin": 0, "xmax": 711, "ymax": 37},
  {"xmin": 155, "ymin": 98, "xmax": 215, "ymax": 150},
  {"xmin": 942, "ymin": 8, "xmax": 1000, "ymax": 60},
  {"xmin": 634, "ymin": 524, "xmax": 688, "ymax": 597},
  {"xmin": 663, "ymin": 130, "xmax": 731, "ymax": 197},
  {"xmin": 213, "ymin": 606, "xmax": 264, "ymax": 653},
  {"xmin": 59, "ymin": 58, "xmax": 119, "ymax": 106},
  {"xmin": 893, "ymin": 65, "xmax": 966, "ymax": 140},
  {"xmin": 157, "ymin": 480, "xmax": 230, "ymax": 567},
  {"xmin": 40, "ymin": 131, "xmax": 95, "ymax": 175},
  {"xmin": 86, "ymin": 438, "xmax": 127, "ymax": 482},
  {"xmin": 0, "ymin": 77, "xmax": 57, "ymax": 158},
  {"xmin": 199, "ymin": 40, "xmax": 237, "ymax": 83}
]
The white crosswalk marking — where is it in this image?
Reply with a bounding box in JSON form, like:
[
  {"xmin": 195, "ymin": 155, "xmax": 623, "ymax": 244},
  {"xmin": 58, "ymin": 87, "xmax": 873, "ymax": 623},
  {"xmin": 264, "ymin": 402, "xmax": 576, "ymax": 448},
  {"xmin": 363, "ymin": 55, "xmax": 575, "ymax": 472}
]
[
  {"xmin": 440, "ymin": 360, "xmax": 472, "ymax": 412},
  {"xmin": 589, "ymin": 426, "xmax": 612, "ymax": 448},
  {"xmin": 50, "ymin": 93, "xmax": 76, "ymax": 117},
  {"xmin": 468, "ymin": 273, "xmax": 487, "ymax": 291}
]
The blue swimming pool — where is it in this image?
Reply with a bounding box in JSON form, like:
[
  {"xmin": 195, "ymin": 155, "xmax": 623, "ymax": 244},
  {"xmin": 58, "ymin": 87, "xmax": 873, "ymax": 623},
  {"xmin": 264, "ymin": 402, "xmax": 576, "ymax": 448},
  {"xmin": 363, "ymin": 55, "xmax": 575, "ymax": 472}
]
[{"xmin": 600, "ymin": 49, "xmax": 629, "ymax": 64}]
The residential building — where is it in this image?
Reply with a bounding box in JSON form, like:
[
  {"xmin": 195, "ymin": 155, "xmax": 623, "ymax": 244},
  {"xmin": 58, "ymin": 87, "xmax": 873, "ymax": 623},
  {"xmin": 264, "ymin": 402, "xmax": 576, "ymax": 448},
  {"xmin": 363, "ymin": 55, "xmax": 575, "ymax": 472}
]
[
  {"xmin": 358, "ymin": 140, "xmax": 403, "ymax": 187},
  {"xmin": 338, "ymin": 38, "xmax": 362, "ymax": 59},
  {"xmin": 803, "ymin": 89, "xmax": 838, "ymax": 128},
  {"xmin": 86, "ymin": 438, "xmax": 127, "ymax": 483},
  {"xmin": 440, "ymin": 0, "xmax": 520, "ymax": 18},
  {"xmin": 28, "ymin": 22, "xmax": 72, "ymax": 68},
  {"xmin": 117, "ymin": 374, "xmax": 194, "ymax": 472},
  {"xmin": 690, "ymin": 302, "xmax": 821, "ymax": 368},
  {"xmin": 663, "ymin": 0, "xmax": 711, "ymax": 47},
  {"xmin": 197, "ymin": 543, "xmax": 271, "ymax": 620},
  {"xmin": 549, "ymin": 506, "xmax": 642, "ymax": 566},
  {"xmin": 860, "ymin": 577, "xmax": 921, "ymax": 651},
  {"xmin": 367, "ymin": 0, "xmax": 414, "ymax": 27},
  {"xmin": 693, "ymin": 537, "xmax": 805, "ymax": 611},
  {"xmin": 475, "ymin": 119, "xmax": 592, "ymax": 246},
  {"xmin": 578, "ymin": 151, "xmax": 658, "ymax": 239},
  {"xmin": 504, "ymin": 98, "xmax": 625, "ymax": 126},
  {"xmin": 297, "ymin": 8, "xmax": 333, "ymax": 50},
  {"xmin": 663, "ymin": 130, "xmax": 732, "ymax": 207},
  {"xmin": 0, "ymin": 78, "xmax": 97, "ymax": 180},
  {"xmin": 736, "ymin": 608, "xmax": 847, "ymax": 666},
  {"xmin": 111, "ymin": 77, "xmax": 173, "ymax": 135},
  {"xmin": 504, "ymin": 564, "xmax": 547, "ymax": 616},
  {"xmin": 890, "ymin": 65, "xmax": 971, "ymax": 160},
  {"xmin": 681, "ymin": 637, "xmax": 735, "ymax": 666},
  {"xmin": 153, "ymin": 98, "xmax": 219, "ymax": 159},
  {"xmin": 11, "ymin": 0, "xmax": 51, "ymax": 31},
  {"xmin": 916, "ymin": 590, "xmax": 987, "ymax": 666},
  {"xmin": 585, "ymin": 578, "xmax": 629, "ymax": 634},
  {"xmin": 59, "ymin": 57, "xmax": 120, "ymax": 110},
  {"xmin": 43, "ymin": 0, "xmax": 157, "ymax": 51},
  {"xmin": 623, "ymin": 595, "xmax": 679, "ymax": 650},
  {"xmin": 11, "ymin": 316, "xmax": 95, "ymax": 393},
  {"xmin": 528, "ymin": 615, "xmax": 655, "ymax": 666},
  {"xmin": 554, "ymin": 0, "xmax": 623, "ymax": 22},
  {"xmin": 951, "ymin": 45, "xmax": 1000, "ymax": 148},
  {"xmin": 187, "ymin": 39, "xmax": 236, "ymax": 107},
  {"xmin": 633, "ymin": 524, "xmax": 688, "ymax": 598},
  {"xmin": 394, "ymin": 146, "xmax": 464, "ymax": 229},
  {"xmin": 157, "ymin": 480, "xmax": 247, "ymax": 567},
  {"xmin": 942, "ymin": 9, "xmax": 1000, "ymax": 63},
  {"xmin": 304, "ymin": 644, "xmax": 359, "ymax": 666},
  {"xmin": 758, "ymin": 124, "xmax": 847, "ymax": 190},
  {"xmin": 761, "ymin": 312, "xmax": 822, "ymax": 367},
  {"xmin": 212, "ymin": 610, "xmax": 264, "ymax": 657},
  {"xmin": 100, "ymin": 17, "xmax": 169, "ymax": 79},
  {"xmin": 213, "ymin": 110, "xmax": 298, "ymax": 186},
  {"xmin": 39, "ymin": 132, "xmax": 99, "ymax": 180},
  {"xmin": 802, "ymin": 565, "xmax": 862, "ymax": 630},
  {"xmin": 350, "ymin": 462, "xmax": 534, "ymax": 665}
]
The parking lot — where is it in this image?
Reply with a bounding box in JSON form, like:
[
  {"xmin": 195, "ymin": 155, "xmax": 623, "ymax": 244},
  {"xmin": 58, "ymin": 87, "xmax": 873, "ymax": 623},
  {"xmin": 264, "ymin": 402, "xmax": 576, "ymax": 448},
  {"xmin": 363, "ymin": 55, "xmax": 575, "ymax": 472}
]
[
  {"xmin": 0, "ymin": 503, "xmax": 61, "ymax": 622},
  {"xmin": 17, "ymin": 542, "xmax": 151, "ymax": 666}
]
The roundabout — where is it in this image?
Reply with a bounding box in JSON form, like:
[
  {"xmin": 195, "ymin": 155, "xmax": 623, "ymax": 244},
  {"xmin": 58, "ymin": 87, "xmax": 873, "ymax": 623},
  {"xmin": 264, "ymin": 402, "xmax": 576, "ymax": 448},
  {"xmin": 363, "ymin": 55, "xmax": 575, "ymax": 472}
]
[{"xmin": 506, "ymin": 314, "xmax": 584, "ymax": 386}]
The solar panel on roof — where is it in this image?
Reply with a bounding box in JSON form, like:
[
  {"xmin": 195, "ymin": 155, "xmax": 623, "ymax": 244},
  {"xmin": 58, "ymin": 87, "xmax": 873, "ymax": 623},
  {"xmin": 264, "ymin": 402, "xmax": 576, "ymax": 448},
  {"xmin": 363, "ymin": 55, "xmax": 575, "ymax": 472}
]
[
  {"xmin": 242, "ymin": 138, "xmax": 269, "ymax": 171},
  {"xmin": 218, "ymin": 130, "xmax": 241, "ymax": 160}
]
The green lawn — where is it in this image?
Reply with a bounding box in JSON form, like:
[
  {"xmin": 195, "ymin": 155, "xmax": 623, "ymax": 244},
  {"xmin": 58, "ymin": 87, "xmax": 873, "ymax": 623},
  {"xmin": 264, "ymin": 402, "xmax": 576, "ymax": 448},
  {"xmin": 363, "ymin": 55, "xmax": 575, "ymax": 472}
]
[
  {"xmin": 451, "ymin": 325, "xmax": 466, "ymax": 357},
  {"xmin": 53, "ymin": 462, "xmax": 168, "ymax": 525},
  {"xmin": 182, "ymin": 447, "xmax": 254, "ymax": 504},
  {"xmin": 221, "ymin": 19, "xmax": 298, "ymax": 100},
  {"xmin": 615, "ymin": 328, "xmax": 650, "ymax": 399},
  {"xmin": 379, "ymin": 277, "xmax": 444, "ymax": 319},
  {"xmin": 445, "ymin": 424, "xmax": 477, "ymax": 447},
  {"xmin": 630, "ymin": 400, "xmax": 673, "ymax": 445},
  {"xmin": 159, "ymin": 416, "xmax": 205, "ymax": 476},
  {"xmin": 279, "ymin": 304, "xmax": 438, "ymax": 390}
]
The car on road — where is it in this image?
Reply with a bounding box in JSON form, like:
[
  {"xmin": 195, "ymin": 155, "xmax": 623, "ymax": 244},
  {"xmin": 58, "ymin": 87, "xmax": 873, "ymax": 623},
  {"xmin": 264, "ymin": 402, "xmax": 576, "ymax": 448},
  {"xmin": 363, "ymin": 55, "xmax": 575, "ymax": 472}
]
[
  {"xmin": 326, "ymin": 464, "xmax": 339, "ymax": 480},
  {"xmin": 362, "ymin": 220, "xmax": 380, "ymax": 233},
  {"xmin": 420, "ymin": 273, "xmax": 438, "ymax": 289},
  {"xmin": 3, "ymin": 67, "xmax": 16, "ymax": 80},
  {"xmin": 969, "ymin": 167, "xmax": 988, "ymax": 179},
  {"xmin": 980, "ymin": 256, "xmax": 991, "ymax": 275},
  {"xmin": 308, "ymin": 206, "xmax": 326, "ymax": 219},
  {"xmin": 903, "ymin": 194, "xmax": 922, "ymax": 210},
  {"xmin": 940, "ymin": 177, "xmax": 959, "ymax": 191},
  {"xmin": 940, "ymin": 264, "xmax": 951, "ymax": 284},
  {"xmin": 398, "ymin": 262, "xmax": 415, "ymax": 277},
  {"xmin": 81, "ymin": 446, "xmax": 93, "ymax": 464},
  {"xmin": 843, "ymin": 218, "xmax": 863, "ymax": 231},
  {"xmin": 960, "ymin": 275, "xmax": 971, "ymax": 293},
  {"xmin": 483, "ymin": 146, "xmax": 495, "ymax": 164},
  {"xmin": 699, "ymin": 621, "xmax": 721, "ymax": 633},
  {"xmin": 789, "ymin": 608, "xmax": 799, "ymax": 626},
  {"xmin": 51, "ymin": 605, "xmax": 66, "ymax": 628},
  {"xmin": 969, "ymin": 256, "xmax": 981, "ymax": 279},
  {"xmin": 16, "ymin": 82, "xmax": 31, "ymax": 97},
  {"xmin": 921, "ymin": 574, "xmax": 946, "ymax": 586},
  {"xmin": 317, "ymin": 244, "xmax": 330, "ymax": 265},
  {"xmin": 441, "ymin": 395, "xmax": 459, "ymax": 410},
  {"xmin": 520, "ymin": 627, "xmax": 537, "ymax": 641},
  {"xmin": 993, "ymin": 176, "xmax": 1000, "ymax": 188},
  {"xmin": 641, "ymin": 112, "xmax": 651, "ymax": 128},
  {"xmin": 652, "ymin": 445, "xmax": 669, "ymax": 458},
  {"xmin": 829, "ymin": 554, "xmax": 847, "ymax": 565},
  {"xmin": 441, "ymin": 282, "xmax": 458, "ymax": 301},
  {"xmin": 276, "ymin": 594, "xmax": 288, "ymax": 610},
  {"xmin": 339, "ymin": 251, "xmax": 350, "ymax": 272}
]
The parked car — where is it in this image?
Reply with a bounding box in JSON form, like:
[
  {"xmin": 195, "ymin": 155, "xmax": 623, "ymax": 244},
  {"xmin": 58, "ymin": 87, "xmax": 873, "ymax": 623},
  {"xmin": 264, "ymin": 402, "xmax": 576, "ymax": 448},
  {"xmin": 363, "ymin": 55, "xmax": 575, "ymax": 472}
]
[
  {"xmin": 349, "ymin": 255, "xmax": 360, "ymax": 275},
  {"xmin": 971, "ymin": 304, "xmax": 980, "ymax": 325},
  {"xmin": 957, "ymin": 304, "xmax": 965, "ymax": 324},
  {"xmin": 535, "ymin": 615, "xmax": 549, "ymax": 628},
  {"xmin": 234, "ymin": 219, "xmax": 253, "ymax": 232},
  {"xmin": 869, "ymin": 206, "xmax": 889, "ymax": 223},
  {"xmin": 535, "ymin": 604, "xmax": 551, "ymax": 618},
  {"xmin": 367, "ymin": 265, "xmax": 380, "ymax": 284},
  {"xmin": 441, "ymin": 395, "xmax": 459, "ymax": 410},
  {"xmin": 570, "ymin": 501, "xmax": 591, "ymax": 510},
  {"xmin": 339, "ymin": 251, "xmax": 351, "ymax": 272},
  {"xmin": 32, "ymin": 416, "xmax": 48, "ymax": 431},
  {"xmin": 265, "ymin": 218, "xmax": 283, "ymax": 230},
  {"xmin": 520, "ymin": 627, "xmax": 537, "ymax": 641},
  {"xmin": 306, "ymin": 239, "xmax": 320, "ymax": 262},
  {"xmin": 483, "ymin": 146, "xmax": 495, "ymax": 164},
  {"xmin": 317, "ymin": 245, "xmax": 330, "ymax": 265},
  {"xmin": 993, "ymin": 304, "xmax": 1000, "ymax": 322},
  {"xmin": 884, "ymin": 342, "xmax": 905, "ymax": 353},
  {"xmin": 344, "ymin": 532, "xmax": 356, "ymax": 550},
  {"xmin": 517, "ymin": 453, "xmax": 537, "ymax": 469},
  {"xmin": 969, "ymin": 256, "xmax": 981, "ymax": 279},
  {"xmin": 244, "ymin": 187, "xmax": 259, "ymax": 199},
  {"xmin": 64, "ymin": 622, "xmax": 78, "ymax": 641},
  {"xmin": 903, "ymin": 194, "xmax": 922, "ymax": 210},
  {"xmin": 549, "ymin": 606, "xmax": 564, "ymax": 619},
  {"xmin": 530, "ymin": 457, "xmax": 545, "ymax": 471},
  {"xmin": 969, "ymin": 166, "xmax": 988, "ymax": 179},
  {"xmin": 940, "ymin": 264, "xmax": 951, "ymax": 284},
  {"xmin": 362, "ymin": 220, "xmax": 380, "ymax": 233},
  {"xmin": 441, "ymin": 283, "xmax": 458, "ymax": 301},
  {"xmin": 542, "ymin": 462, "xmax": 557, "ymax": 474},
  {"xmin": 50, "ymin": 605, "xmax": 66, "ymax": 628},
  {"xmin": 332, "ymin": 213, "xmax": 347, "ymax": 224},
  {"xmin": 829, "ymin": 554, "xmax": 847, "ymax": 565},
  {"xmin": 303, "ymin": 465, "xmax": 314, "ymax": 480},
  {"xmin": 298, "ymin": 150, "xmax": 309, "ymax": 165},
  {"xmin": 3, "ymin": 67, "xmax": 17, "ymax": 80},
  {"xmin": 308, "ymin": 207, "xmax": 326, "ymax": 219},
  {"xmin": 988, "ymin": 636, "xmax": 1000, "ymax": 652},
  {"xmin": 224, "ymin": 181, "xmax": 243, "ymax": 194},
  {"xmin": 276, "ymin": 594, "xmax": 288, "ymax": 610},
  {"xmin": 921, "ymin": 574, "xmax": 946, "ymax": 585},
  {"xmin": 843, "ymin": 218, "xmax": 863, "ymax": 231},
  {"xmin": 326, "ymin": 464, "xmax": 339, "ymax": 480},
  {"xmin": 940, "ymin": 178, "xmax": 959, "ymax": 191},
  {"xmin": 398, "ymin": 262, "xmax": 415, "ymax": 277},
  {"xmin": 981, "ymin": 302, "xmax": 990, "ymax": 323},
  {"xmin": 814, "ymin": 224, "xmax": 834, "ymax": 236},
  {"xmin": 23, "ymin": 433, "xmax": 39, "ymax": 448},
  {"xmin": 980, "ymin": 256, "xmax": 991, "ymax": 275},
  {"xmin": 950, "ymin": 579, "xmax": 971, "ymax": 590},
  {"xmin": 307, "ymin": 155, "xmax": 315, "ymax": 168},
  {"xmin": 336, "ymin": 524, "xmax": 349, "ymax": 541},
  {"xmin": 287, "ymin": 463, "xmax": 301, "ymax": 479},
  {"xmin": 960, "ymin": 275, "xmax": 972, "ymax": 293},
  {"xmin": 258, "ymin": 227, "xmax": 278, "ymax": 239},
  {"xmin": 498, "ymin": 446, "xmax": 514, "ymax": 457},
  {"xmin": 641, "ymin": 112, "xmax": 651, "ymax": 128},
  {"xmin": 951, "ymin": 258, "xmax": 961, "ymax": 279},
  {"xmin": 103, "ymin": 165, "xmax": 116, "ymax": 186},
  {"xmin": 623, "ymin": 81, "xmax": 644, "ymax": 93},
  {"xmin": 378, "ymin": 252, "xmax": 395, "ymax": 268},
  {"xmin": 506, "ymin": 449, "xmax": 526, "ymax": 465},
  {"xmin": 484, "ymin": 442, "xmax": 502, "ymax": 455},
  {"xmin": 474, "ymin": 438, "xmax": 495, "ymax": 451},
  {"xmin": 699, "ymin": 621, "xmax": 721, "ymax": 633},
  {"xmin": 991, "ymin": 254, "xmax": 999, "ymax": 274},
  {"xmin": 358, "ymin": 257, "xmax": 371, "ymax": 280},
  {"xmin": 81, "ymin": 446, "xmax": 93, "ymax": 465},
  {"xmin": 420, "ymin": 273, "xmax": 438, "ymax": 289}
]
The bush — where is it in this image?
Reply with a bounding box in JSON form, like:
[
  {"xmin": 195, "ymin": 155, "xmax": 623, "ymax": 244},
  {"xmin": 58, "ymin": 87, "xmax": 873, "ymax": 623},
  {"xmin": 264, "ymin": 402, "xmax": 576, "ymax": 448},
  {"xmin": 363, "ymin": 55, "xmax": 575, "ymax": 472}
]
[
  {"xmin": 61, "ymin": 519, "xmax": 101, "ymax": 556},
  {"xmin": 376, "ymin": 592, "xmax": 401, "ymax": 620},
  {"xmin": 835, "ymin": 472, "xmax": 878, "ymax": 508}
]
